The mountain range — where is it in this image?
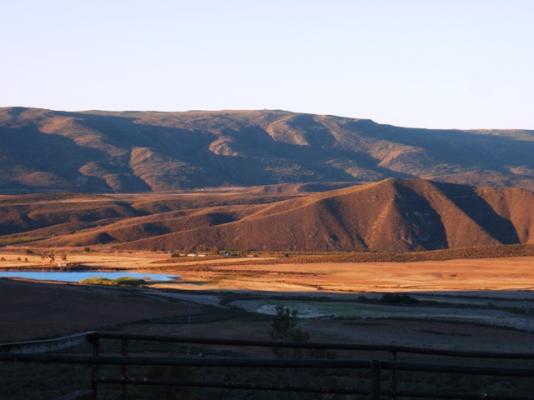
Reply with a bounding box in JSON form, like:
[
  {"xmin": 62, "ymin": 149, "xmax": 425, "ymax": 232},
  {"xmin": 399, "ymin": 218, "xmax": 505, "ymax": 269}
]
[
  {"xmin": 1, "ymin": 107, "xmax": 534, "ymax": 193},
  {"xmin": 1, "ymin": 179, "xmax": 533, "ymax": 252}
]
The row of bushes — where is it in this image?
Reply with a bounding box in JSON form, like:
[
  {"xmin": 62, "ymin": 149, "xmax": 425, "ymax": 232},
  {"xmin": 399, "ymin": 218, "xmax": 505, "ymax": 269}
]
[{"xmin": 79, "ymin": 277, "xmax": 146, "ymax": 286}]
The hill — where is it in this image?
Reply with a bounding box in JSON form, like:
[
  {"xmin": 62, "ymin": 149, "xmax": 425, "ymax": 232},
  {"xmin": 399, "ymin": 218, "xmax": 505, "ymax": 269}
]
[
  {"xmin": 2, "ymin": 179, "xmax": 533, "ymax": 252},
  {"xmin": 1, "ymin": 107, "xmax": 534, "ymax": 192}
]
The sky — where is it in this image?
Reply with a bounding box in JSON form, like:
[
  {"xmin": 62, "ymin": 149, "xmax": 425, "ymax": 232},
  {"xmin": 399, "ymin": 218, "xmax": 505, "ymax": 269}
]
[{"xmin": 1, "ymin": 0, "xmax": 533, "ymax": 129}]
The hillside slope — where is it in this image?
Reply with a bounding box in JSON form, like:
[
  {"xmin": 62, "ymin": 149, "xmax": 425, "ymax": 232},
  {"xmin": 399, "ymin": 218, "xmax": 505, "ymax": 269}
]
[
  {"xmin": 1, "ymin": 107, "xmax": 534, "ymax": 192},
  {"xmin": 109, "ymin": 179, "xmax": 534, "ymax": 252},
  {"xmin": 3, "ymin": 179, "xmax": 534, "ymax": 252}
]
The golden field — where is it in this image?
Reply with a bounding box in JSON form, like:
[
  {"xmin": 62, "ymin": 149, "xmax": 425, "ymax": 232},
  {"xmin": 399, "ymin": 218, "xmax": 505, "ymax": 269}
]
[{"xmin": 3, "ymin": 248, "xmax": 534, "ymax": 293}]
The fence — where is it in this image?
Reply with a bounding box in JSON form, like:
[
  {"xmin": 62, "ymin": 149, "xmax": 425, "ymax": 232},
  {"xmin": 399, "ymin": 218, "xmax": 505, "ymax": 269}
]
[{"xmin": 1, "ymin": 331, "xmax": 534, "ymax": 400}]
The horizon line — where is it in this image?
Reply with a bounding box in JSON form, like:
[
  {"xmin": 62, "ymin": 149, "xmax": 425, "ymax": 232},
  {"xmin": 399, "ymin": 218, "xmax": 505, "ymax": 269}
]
[{"xmin": 1, "ymin": 104, "xmax": 532, "ymax": 132}]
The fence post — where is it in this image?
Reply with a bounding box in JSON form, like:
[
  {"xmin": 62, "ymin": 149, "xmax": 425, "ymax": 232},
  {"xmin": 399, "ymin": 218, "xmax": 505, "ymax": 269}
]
[
  {"xmin": 391, "ymin": 350, "xmax": 397, "ymax": 400},
  {"xmin": 120, "ymin": 337, "xmax": 128, "ymax": 400},
  {"xmin": 90, "ymin": 334, "xmax": 100, "ymax": 396},
  {"xmin": 370, "ymin": 360, "xmax": 381, "ymax": 400}
]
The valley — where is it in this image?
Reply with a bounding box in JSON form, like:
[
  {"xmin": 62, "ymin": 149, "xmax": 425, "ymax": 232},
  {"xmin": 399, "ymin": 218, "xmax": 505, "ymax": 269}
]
[
  {"xmin": 2, "ymin": 182, "xmax": 534, "ymax": 398},
  {"xmin": 3, "ymin": 247, "xmax": 534, "ymax": 337}
]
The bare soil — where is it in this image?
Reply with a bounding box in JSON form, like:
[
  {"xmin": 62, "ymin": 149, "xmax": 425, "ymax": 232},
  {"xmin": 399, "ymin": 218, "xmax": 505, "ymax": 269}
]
[{"xmin": 0, "ymin": 279, "xmax": 200, "ymax": 341}]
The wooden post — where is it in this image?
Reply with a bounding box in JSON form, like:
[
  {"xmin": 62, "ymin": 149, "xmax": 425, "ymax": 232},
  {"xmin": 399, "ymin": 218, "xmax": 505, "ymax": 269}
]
[
  {"xmin": 90, "ymin": 335, "xmax": 99, "ymax": 396},
  {"xmin": 120, "ymin": 337, "xmax": 128, "ymax": 400},
  {"xmin": 370, "ymin": 360, "xmax": 381, "ymax": 400},
  {"xmin": 391, "ymin": 351, "xmax": 397, "ymax": 400}
]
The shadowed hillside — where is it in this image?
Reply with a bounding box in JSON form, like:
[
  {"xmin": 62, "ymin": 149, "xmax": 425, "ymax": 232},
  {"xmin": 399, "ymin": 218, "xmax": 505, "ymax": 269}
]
[
  {"xmin": 1, "ymin": 179, "xmax": 533, "ymax": 252},
  {"xmin": 1, "ymin": 107, "xmax": 534, "ymax": 192}
]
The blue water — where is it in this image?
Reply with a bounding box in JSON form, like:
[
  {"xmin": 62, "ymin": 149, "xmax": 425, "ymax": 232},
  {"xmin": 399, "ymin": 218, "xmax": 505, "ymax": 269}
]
[{"xmin": 0, "ymin": 271, "xmax": 176, "ymax": 282}]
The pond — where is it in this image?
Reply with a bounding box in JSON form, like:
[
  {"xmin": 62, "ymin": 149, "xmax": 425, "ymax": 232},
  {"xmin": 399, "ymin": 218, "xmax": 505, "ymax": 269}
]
[{"xmin": 0, "ymin": 271, "xmax": 176, "ymax": 283}]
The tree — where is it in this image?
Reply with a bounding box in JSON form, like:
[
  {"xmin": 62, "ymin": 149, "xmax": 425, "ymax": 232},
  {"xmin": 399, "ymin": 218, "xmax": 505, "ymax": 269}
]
[
  {"xmin": 268, "ymin": 306, "xmax": 336, "ymax": 361},
  {"xmin": 269, "ymin": 306, "xmax": 309, "ymax": 358}
]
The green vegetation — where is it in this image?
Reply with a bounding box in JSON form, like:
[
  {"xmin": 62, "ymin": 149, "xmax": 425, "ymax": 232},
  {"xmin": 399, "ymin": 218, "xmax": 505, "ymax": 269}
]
[
  {"xmin": 79, "ymin": 277, "xmax": 146, "ymax": 286},
  {"xmin": 268, "ymin": 306, "xmax": 336, "ymax": 360},
  {"xmin": 269, "ymin": 306, "xmax": 310, "ymax": 342},
  {"xmin": 269, "ymin": 306, "xmax": 309, "ymax": 358}
]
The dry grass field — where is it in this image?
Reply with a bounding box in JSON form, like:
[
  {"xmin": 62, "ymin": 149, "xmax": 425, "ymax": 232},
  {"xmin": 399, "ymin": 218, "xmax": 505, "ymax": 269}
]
[
  {"xmin": 152, "ymin": 256, "xmax": 534, "ymax": 293},
  {"xmin": 3, "ymin": 245, "xmax": 534, "ymax": 347},
  {"xmin": 3, "ymin": 248, "xmax": 534, "ymax": 293}
]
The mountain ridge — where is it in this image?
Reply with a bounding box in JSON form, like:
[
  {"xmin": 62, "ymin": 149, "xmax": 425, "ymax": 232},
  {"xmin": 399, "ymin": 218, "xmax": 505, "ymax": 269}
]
[
  {"xmin": 2, "ymin": 178, "xmax": 533, "ymax": 252},
  {"xmin": 1, "ymin": 107, "xmax": 534, "ymax": 193}
]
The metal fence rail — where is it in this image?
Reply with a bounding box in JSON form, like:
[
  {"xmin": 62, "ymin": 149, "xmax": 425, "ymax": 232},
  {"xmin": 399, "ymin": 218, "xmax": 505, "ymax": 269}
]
[
  {"xmin": 3, "ymin": 352, "xmax": 534, "ymax": 375},
  {"xmin": 0, "ymin": 331, "xmax": 94, "ymax": 354},
  {"xmin": 94, "ymin": 331, "xmax": 534, "ymax": 359},
  {"xmin": 2, "ymin": 331, "xmax": 534, "ymax": 400}
]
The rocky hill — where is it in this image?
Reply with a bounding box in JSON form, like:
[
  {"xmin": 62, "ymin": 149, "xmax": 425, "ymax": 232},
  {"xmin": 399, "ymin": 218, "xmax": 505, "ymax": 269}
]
[
  {"xmin": 2, "ymin": 179, "xmax": 533, "ymax": 252},
  {"xmin": 1, "ymin": 107, "xmax": 534, "ymax": 192}
]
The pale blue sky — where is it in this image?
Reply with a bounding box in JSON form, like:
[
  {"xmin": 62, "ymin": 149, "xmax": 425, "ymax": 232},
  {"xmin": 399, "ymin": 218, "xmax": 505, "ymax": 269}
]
[{"xmin": 1, "ymin": 0, "xmax": 533, "ymax": 129}]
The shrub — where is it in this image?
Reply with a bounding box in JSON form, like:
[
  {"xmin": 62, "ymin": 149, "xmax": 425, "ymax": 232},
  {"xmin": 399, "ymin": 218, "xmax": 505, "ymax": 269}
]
[
  {"xmin": 269, "ymin": 306, "xmax": 309, "ymax": 358},
  {"xmin": 378, "ymin": 293, "xmax": 419, "ymax": 305},
  {"xmin": 79, "ymin": 277, "xmax": 146, "ymax": 286}
]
